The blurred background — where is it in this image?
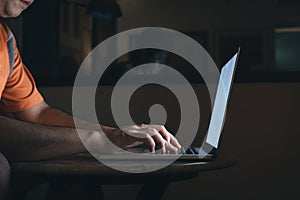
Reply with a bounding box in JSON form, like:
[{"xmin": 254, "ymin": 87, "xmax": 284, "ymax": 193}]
[{"xmin": 5, "ymin": 0, "xmax": 300, "ymax": 199}]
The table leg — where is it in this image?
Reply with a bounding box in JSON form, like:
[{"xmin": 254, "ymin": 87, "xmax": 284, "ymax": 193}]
[{"xmin": 137, "ymin": 182, "xmax": 169, "ymax": 200}]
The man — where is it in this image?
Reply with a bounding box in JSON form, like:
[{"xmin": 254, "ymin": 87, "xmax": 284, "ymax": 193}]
[{"xmin": 0, "ymin": 0, "xmax": 181, "ymax": 199}]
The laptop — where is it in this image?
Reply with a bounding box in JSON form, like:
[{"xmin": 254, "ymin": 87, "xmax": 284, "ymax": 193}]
[{"xmin": 99, "ymin": 49, "xmax": 240, "ymax": 162}]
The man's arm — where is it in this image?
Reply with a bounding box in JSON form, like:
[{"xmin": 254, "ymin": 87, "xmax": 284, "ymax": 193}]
[
  {"xmin": 13, "ymin": 101, "xmax": 181, "ymax": 153},
  {"xmin": 14, "ymin": 101, "xmax": 112, "ymax": 132},
  {"xmin": 0, "ymin": 115, "xmax": 86, "ymax": 161}
]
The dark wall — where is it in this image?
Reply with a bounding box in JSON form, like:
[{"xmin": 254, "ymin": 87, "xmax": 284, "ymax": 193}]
[{"xmin": 22, "ymin": 0, "xmax": 58, "ymax": 78}]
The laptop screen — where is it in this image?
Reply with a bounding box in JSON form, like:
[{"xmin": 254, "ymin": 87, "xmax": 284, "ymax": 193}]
[{"xmin": 205, "ymin": 52, "xmax": 238, "ymax": 148}]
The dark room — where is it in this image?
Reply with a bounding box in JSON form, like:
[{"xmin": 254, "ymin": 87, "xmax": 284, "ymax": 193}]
[{"xmin": 0, "ymin": 0, "xmax": 299, "ymax": 199}]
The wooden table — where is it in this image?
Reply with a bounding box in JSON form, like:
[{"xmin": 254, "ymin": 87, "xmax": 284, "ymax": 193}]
[{"xmin": 10, "ymin": 154, "xmax": 236, "ymax": 200}]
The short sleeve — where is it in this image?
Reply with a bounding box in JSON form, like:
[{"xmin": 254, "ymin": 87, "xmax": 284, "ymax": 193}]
[{"xmin": 0, "ymin": 34, "xmax": 44, "ymax": 113}]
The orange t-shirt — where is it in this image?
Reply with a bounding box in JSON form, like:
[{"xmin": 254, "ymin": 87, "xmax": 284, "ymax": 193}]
[{"xmin": 0, "ymin": 22, "xmax": 43, "ymax": 113}]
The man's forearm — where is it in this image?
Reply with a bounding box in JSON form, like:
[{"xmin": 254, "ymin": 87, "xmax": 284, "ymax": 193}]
[
  {"xmin": 9, "ymin": 102, "xmax": 181, "ymax": 155},
  {"xmin": 15, "ymin": 102, "xmax": 115, "ymax": 133},
  {"xmin": 0, "ymin": 115, "xmax": 86, "ymax": 161}
]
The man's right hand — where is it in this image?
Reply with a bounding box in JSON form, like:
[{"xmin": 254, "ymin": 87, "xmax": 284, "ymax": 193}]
[
  {"xmin": 109, "ymin": 124, "xmax": 181, "ymax": 153},
  {"xmin": 84, "ymin": 125, "xmax": 181, "ymax": 154}
]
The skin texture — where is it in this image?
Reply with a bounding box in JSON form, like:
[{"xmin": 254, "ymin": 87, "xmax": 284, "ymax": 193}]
[{"xmin": 0, "ymin": 0, "xmax": 34, "ymax": 18}]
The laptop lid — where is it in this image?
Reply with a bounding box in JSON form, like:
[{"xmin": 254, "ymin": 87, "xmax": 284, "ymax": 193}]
[{"xmin": 202, "ymin": 49, "xmax": 240, "ymax": 153}]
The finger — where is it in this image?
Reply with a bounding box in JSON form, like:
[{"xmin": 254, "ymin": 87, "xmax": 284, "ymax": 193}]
[
  {"xmin": 143, "ymin": 125, "xmax": 171, "ymax": 142},
  {"xmin": 128, "ymin": 135, "xmax": 156, "ymax": 153},
  {"xmin": 148, "ymin": 125, "xmax": 181, "ymax": 149},
  {"xmin": 143, "ymin": 128, "xmax": 166, "ymax": 153},
  {"xmin": 157, "ymin": 126, "xmax": 171, "ymax": 143},
  {"xmin": 141, "ymin": 128, "xmax": 167, "ymax": 153},
  {"xmin": 165, "ymin": 141, "xmax": 179, "ymax": 153},
  {"xmin": 151, "ymin": 132, "xmax": 167, "ymax": 153},
  {"xmin": 169, "ymin": 134, "xmax": 182, "ymax": 149},
  {"xmin": 129, "ymin": 131, "xmax": 156, "ymax": 153},
  {"xmin": 147, "ymin": 128, "xmax": 179, "ymax": 153},
  {"xmin": 144, "ymin": 134, "xmax": 156, "ymax": 153},
  {"xmin": 123, "ymin": 126, "xmax": 157, "ymax": 152}
]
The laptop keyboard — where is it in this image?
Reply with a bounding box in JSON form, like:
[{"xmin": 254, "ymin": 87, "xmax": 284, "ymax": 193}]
[
  {"xmin": 181, "ymin": 147, "xmax": 202, "ymax": 155},
  {"xmin": 129, "ymin": 145, "xmax": 209, "ymax": 155},
  {"xmin": 155, "ymin": 146, "xmax": 204, "ymax": 155}
]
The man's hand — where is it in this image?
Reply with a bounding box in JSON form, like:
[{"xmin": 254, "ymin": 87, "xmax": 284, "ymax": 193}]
[{"xmin": 106, "ymin": 124, "xmax": 181, "ymax": 153}]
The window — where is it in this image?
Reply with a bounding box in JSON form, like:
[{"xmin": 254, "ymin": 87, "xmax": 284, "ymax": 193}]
[{"xmin": 275, "ymin": 27, "xmax": 300, "ymax": 72}]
